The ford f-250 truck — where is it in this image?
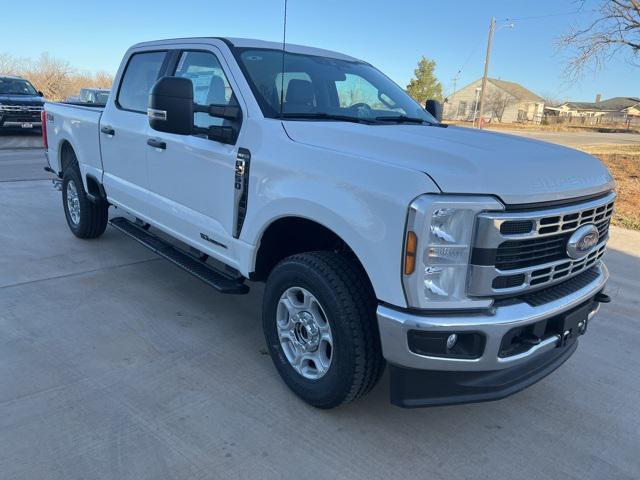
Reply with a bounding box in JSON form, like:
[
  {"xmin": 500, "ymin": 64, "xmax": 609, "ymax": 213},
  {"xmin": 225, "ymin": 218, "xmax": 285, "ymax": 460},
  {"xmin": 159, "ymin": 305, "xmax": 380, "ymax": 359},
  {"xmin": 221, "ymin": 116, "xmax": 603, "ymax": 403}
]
[
  {"xmin": 0, "ymin": 75, "xmax": 45, "ymax": 130},
  {"xmin": 43, "ymin": 37, "xmax": 615, "ymax": 408}
]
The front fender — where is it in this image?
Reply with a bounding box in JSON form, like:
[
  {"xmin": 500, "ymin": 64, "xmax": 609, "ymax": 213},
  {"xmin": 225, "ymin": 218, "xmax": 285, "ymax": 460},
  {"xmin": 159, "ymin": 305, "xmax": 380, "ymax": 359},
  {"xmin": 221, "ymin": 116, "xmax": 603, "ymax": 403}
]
[{"xmin": 240, "ymin": 138, "xmax": 439, "ymax": 307}]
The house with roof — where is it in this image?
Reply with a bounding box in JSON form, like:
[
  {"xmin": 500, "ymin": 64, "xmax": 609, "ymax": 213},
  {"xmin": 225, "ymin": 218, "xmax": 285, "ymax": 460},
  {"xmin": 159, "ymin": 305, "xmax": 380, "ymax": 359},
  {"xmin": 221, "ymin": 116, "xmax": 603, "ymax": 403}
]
[
  {"xmin": 444, "ymin": 78, "xmax": 544, "ymax": 124},
  {"xmin": 554, "ymin": 96, "xmax": 640, "ymax": 122}
]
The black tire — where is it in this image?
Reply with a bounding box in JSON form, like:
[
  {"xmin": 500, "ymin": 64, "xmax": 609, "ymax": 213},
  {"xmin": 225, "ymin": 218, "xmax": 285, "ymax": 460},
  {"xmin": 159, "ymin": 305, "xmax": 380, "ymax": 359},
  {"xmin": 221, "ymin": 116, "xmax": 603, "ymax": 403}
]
[
  {"xmin": 62, "ymin": 165, "xmax": 108, "ymax": 239},
  {"xmin": 262, "ymin": 251, "xmax": 385, "ymax": 408}
]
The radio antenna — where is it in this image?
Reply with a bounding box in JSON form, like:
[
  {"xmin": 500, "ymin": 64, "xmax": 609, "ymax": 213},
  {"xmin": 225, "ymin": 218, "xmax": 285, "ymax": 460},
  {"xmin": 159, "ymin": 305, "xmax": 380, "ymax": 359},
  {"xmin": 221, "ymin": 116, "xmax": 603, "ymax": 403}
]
[{"xmin": 279, "ymin": 0, "xmax": 288, "ymax": 119}]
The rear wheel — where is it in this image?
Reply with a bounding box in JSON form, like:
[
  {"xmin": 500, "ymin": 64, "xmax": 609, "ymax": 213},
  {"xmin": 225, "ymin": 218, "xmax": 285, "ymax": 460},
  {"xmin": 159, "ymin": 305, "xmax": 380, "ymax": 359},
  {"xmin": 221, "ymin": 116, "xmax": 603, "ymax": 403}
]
[
  {"xmin": 262, "ymin": 251, "xmax": 384, "ymax": 408},
  {"xmin": 62, "ymin": 166, "xmax": 108, "ymax": 239}
]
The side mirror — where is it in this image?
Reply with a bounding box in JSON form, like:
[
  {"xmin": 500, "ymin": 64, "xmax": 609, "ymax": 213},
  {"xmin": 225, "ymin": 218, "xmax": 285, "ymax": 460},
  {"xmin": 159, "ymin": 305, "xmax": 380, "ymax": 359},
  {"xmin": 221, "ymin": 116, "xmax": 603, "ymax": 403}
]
[
  {"xmin": 425, "ymin": 99, "xmax": 443, "ymax": 122},
  {"xmin": 38, "ymin": 91, "xmax": 44, "ymax": 97},
  {"xmin": 148, "ymin": 76, "xmax": 194, "ymax": 135}
]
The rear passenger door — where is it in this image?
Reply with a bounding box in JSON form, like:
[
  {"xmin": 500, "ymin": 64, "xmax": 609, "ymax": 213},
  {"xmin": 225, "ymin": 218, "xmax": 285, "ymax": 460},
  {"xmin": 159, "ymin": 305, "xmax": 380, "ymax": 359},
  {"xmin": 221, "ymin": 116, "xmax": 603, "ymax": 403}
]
[
  {"xmin": 100, "ymin": 50, "xmax": 167, "ymax": 216},
  {"xmin": 145, "ymin": 48, "xmax": 242, "ymax": 263}
]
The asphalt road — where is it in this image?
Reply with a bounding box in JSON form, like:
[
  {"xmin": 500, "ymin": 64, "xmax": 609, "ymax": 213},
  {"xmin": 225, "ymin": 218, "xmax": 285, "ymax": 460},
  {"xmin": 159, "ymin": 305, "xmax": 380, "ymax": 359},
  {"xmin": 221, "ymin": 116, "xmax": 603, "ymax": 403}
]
[
  {"xmin": 499, "ymin": 129, "xmax": 640, "ymax": 147},
  {"xmin": 1, "ymin": 140, "xmax": 639, "ymax": 480}
]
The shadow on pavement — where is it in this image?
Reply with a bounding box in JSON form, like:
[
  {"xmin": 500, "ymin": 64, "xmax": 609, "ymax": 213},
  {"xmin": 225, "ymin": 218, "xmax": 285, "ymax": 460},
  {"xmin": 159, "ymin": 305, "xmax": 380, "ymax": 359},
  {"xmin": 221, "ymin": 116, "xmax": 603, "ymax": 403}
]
[{"xmin": 0, "ymin": 129, "xmax": 43, "ymax": 150}]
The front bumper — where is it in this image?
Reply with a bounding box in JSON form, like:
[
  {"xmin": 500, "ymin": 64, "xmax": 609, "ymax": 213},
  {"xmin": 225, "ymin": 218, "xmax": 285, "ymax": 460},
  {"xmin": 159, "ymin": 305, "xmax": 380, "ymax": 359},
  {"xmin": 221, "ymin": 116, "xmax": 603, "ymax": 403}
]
[
  {"xmin": 377, "ymin": 262, "xmax": 608, "ymax": 407},
  {"xmin": 0, "ymin": 121, "xmax": 42, "ymax": 128},
  {"xmin": 0, "ymin": 113, "xmax": 42, "ymax": 128}
]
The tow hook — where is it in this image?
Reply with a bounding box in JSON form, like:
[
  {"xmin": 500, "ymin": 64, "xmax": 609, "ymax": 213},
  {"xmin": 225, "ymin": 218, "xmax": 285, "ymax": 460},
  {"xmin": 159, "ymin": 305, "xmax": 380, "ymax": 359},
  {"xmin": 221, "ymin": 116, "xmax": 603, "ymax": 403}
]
[{"xmin": 595, "ymin": 292, "xmax": 611, "ymax": 303}]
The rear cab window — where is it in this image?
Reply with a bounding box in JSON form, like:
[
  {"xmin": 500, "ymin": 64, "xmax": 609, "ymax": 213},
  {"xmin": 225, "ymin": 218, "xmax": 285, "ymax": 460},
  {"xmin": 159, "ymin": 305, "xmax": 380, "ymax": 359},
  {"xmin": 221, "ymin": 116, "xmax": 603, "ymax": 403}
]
[{"xmin": 117, "ymin": 51, "xmax": 167, "ymax": 113}]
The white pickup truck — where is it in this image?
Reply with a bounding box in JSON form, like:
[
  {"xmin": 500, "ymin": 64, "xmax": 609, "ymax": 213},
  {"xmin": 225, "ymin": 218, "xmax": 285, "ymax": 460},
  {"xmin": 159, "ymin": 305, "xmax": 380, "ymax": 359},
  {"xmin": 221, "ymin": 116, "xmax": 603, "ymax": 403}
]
[{"xmin": 43, "ymin": 37, "xmax": 615, "ymax": 408}]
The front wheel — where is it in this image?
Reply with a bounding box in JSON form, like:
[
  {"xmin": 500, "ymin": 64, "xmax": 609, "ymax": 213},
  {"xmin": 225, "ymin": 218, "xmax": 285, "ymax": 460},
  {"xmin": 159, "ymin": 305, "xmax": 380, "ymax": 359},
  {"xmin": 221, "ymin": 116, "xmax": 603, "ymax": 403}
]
[
  {"xmin": 62, "ymin": 166, "xmax": 108, "ymax": 239},
  {"xmin": 262, "ymin": 251, "xmax": 385, "ymax": 408}
]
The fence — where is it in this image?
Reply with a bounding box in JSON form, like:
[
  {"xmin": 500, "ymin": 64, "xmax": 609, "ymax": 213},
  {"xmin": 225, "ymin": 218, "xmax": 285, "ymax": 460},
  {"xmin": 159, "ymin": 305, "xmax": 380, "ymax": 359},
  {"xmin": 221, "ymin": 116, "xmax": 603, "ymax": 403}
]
[{"xmin": 544, "ymin": 113, "xmax": 640, "ymax": 128}]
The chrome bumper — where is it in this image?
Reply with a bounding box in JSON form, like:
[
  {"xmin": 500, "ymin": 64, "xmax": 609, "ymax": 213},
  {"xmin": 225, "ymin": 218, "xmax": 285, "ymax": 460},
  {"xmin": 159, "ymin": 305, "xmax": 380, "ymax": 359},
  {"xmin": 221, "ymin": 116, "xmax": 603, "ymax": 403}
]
[
  {"xmin": 377, "ymin": 262, "xmax": 608, "ymax": 372},
  {"xmin": 0, "ymin": 121, "xmax": 42, "ymax": 127}
]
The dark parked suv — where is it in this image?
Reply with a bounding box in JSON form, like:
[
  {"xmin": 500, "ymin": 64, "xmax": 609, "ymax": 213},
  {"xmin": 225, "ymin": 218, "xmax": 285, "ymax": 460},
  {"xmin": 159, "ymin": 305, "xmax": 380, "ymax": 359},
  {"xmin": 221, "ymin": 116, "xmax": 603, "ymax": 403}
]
[{"xmin": 0, "ymin": 76, "xmax": 45, "ymax": 130}]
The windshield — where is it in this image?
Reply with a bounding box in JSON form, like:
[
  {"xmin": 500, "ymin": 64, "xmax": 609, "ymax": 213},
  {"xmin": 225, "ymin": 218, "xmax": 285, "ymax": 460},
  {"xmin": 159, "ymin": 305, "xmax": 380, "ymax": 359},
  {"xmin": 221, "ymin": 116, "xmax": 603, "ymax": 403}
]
[
  {"xmin": 236, "ymin": 49, "xmax": 436, "ymax": 124},
  {"xmin": 0, "ymin": 78, "xmax": 38, "ymax": 95}
]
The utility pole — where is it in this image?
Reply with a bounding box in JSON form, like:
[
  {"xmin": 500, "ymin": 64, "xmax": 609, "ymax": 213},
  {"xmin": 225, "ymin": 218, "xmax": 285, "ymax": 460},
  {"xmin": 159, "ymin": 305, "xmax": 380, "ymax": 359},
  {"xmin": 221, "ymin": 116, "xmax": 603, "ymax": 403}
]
[
  {"xmin": 477, "ymin": 16, "xmax": 495, "ymax": 128},
  {"xmin": 476, "ymin": 17, "xmax": 513, "ymax": 128}
]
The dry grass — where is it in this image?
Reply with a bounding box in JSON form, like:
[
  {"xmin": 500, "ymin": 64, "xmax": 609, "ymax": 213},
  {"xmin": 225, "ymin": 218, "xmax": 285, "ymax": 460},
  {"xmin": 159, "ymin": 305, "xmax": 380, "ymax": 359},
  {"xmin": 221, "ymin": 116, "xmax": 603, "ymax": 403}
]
[
  {"xmin": 578, "ymin": 144, "xmax": 640, "ymax": 230},
  {"xmin": 445, "ymin": 120, "xmax": 568, "ymax": 132}
]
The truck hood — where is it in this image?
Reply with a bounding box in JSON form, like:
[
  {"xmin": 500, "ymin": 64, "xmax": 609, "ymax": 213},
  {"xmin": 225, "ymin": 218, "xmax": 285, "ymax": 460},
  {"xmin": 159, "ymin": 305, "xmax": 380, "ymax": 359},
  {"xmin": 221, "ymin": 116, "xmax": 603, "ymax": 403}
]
[{"xmin": 282, "ymin": 122, "xmax": 615, "ymax": 205}]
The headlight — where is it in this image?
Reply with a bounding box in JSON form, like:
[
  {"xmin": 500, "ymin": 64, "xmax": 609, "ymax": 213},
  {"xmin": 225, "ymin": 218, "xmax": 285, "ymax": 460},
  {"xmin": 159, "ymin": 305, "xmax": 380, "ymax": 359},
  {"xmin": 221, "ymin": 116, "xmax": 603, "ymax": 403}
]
[{"xmin": 402, "ymin": 195, "xmax": 504, "ymax": 309}]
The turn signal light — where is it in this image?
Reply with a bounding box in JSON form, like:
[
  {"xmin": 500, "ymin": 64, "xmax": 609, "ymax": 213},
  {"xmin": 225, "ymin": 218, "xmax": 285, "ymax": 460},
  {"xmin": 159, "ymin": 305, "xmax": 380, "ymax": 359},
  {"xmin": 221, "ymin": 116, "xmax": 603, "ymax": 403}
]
[{"xmin": 404, "ymin": 231, "xmax": 417, "ymax": 275}]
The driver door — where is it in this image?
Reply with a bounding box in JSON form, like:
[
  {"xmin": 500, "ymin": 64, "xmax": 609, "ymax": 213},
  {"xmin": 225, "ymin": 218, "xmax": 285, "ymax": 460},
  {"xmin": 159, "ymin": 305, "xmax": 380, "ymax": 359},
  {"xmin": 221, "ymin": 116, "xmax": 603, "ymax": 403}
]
[{"xmin": 145, "ymin": 48, "xmax": 242, "ymax": 264}]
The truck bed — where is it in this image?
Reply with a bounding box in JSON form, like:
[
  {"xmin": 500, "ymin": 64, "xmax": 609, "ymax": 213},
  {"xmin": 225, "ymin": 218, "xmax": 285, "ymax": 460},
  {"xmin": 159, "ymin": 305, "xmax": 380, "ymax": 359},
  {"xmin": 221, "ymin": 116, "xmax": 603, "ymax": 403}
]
[{"xmin": 44, "ymin": 101, "xmax": 104, "ymax": 184}]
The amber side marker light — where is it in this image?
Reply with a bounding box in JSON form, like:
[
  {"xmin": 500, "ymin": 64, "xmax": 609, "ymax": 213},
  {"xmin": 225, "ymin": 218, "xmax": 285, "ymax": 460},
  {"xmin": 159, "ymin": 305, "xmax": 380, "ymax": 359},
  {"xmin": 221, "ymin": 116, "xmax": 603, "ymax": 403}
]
[{"xmin": 404, "ymin": 231, "xmax": 417, "ymax": 275}]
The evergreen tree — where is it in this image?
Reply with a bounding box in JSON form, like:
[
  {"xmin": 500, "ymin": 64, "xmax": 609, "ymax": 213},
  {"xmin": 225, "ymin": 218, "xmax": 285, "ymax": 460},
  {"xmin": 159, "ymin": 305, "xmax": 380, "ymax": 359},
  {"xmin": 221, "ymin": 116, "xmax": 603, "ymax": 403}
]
[{"xmin": 406, "ymin": 57, "xmax": 443, "ymax": 104}]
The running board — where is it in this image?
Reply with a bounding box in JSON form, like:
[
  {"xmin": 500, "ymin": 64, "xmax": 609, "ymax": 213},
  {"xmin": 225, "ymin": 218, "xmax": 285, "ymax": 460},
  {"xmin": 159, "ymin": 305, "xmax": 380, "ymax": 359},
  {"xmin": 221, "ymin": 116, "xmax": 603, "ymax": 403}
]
[{"xmin": 109, "ymin": 217, "xmax": 249, "ymax": 294}]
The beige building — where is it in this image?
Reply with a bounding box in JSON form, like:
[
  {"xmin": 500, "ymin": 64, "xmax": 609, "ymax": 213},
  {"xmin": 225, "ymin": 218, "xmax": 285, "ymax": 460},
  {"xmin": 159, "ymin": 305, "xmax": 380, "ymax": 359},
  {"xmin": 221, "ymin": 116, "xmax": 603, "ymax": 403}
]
[
  {"xmin": 552, "ymin": 96, "xmax": 640, "ymax": 123},
  {"xmin": 444, "ymin": 78, "xmax": 544, "ymax": 124}
]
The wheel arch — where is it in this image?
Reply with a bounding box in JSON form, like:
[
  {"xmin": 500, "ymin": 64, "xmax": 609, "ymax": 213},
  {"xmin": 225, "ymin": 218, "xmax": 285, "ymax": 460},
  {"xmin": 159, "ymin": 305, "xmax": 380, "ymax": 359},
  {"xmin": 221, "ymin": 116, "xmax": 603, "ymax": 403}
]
[
  {"xmin": 58, "ymin": 138, "xmax": 78, "ymax": 174},
  {"xmin": 251, "ymin": 215, "xmax": 376, "ymax": 298}
]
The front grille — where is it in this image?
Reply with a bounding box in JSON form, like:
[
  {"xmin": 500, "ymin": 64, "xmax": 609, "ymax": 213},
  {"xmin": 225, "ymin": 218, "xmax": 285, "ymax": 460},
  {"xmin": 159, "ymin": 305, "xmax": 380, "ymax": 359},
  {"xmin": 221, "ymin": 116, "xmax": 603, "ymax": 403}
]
[
  {"xmin": 520, "ymin": 267, "xmax": 601, "ymax": 306},
  {"xmin": 492, "ymin": 273, "xmax": 525, "ymax": 289},
  {"xmin": 0, "ymin": 105, "xmax": 43, "ymax": 113},
  {"xmin": 468, "ymin": 192, "xmax": 615, "ymax": 298},
  {"xmin": 500, "ymin": 220, "xmax": 534, "ymax": 235},
  {"xmin": 495, "ymin": 214, "xmax": 611, "ymax": 270}
]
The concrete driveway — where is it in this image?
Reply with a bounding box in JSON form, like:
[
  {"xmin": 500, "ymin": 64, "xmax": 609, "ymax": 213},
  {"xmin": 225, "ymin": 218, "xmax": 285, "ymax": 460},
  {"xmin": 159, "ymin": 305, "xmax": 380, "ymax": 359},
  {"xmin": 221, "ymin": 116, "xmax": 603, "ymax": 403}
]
[
  {"xmin": 0, "ymin": 129, "xmax": 43, "ymax": 149},
  {"xmin": 1, "ymin": 149, "xmax": 639, "ymax": 480},
  {"xmin": 0, "ymin": 131, "xmax": 47, "ymax": 182}
]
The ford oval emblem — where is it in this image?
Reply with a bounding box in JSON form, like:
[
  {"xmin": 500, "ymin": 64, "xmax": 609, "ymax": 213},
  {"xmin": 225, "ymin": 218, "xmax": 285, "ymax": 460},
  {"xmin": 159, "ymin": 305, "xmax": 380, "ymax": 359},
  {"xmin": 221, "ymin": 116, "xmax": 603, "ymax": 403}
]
[{"xmin": 566, "ymin": 224, "xmax": 599, "ymax": 259}]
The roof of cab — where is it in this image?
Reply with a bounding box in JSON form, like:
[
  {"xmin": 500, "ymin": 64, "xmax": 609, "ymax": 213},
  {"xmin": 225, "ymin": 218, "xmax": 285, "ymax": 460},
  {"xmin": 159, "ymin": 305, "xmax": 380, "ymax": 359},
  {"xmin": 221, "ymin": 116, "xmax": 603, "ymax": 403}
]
[{"xmin": 130, "ymin": 37, "xmax": 362, "ymax": 62}]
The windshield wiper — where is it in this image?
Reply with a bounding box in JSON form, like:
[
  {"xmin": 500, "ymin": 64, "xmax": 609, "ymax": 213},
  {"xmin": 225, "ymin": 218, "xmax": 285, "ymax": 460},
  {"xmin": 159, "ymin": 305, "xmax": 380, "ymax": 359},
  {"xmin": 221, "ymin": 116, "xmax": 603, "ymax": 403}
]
[
  {"xmin": 374, "ymin": 115, "xmax": 430, "ymax": 124},
  {"xmin": 280, "ymin": 112, "xmax": 375, "ymax": 124}
]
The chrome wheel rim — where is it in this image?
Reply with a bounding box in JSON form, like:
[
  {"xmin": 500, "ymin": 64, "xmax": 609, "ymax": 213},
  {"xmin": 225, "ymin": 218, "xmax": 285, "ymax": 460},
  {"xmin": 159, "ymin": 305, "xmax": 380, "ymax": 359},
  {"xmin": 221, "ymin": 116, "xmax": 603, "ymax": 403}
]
[
  {"xmin": 276, "ymin": 287, "xmax": 333, "ymax": 380},
  {"xmin": 66, "ymin": 180, "xmax": 81, "ymax": 225}
]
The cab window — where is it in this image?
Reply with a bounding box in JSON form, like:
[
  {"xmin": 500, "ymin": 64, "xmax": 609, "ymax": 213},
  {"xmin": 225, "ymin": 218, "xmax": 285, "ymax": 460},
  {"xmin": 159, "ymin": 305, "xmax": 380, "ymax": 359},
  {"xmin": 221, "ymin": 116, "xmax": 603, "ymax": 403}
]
[{"xmin": 117, "ymin": 51, "xmax": 166, "ymax": 113}]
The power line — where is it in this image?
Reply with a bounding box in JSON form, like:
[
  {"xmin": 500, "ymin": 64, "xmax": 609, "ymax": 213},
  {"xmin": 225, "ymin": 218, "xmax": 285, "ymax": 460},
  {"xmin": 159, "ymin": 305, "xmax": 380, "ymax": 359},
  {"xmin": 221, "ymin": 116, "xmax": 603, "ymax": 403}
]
[
  {"xmin": 501, "ymin": 9, "xmax": 596, "ymax": 22},
  {"xmin": 458, "ymin": 43, "xmax": 482, "ymax": 76},
  {"xmin": 446, "ymin": 42, "xmax": 483, "ymax": 96},
  {"xmin": 447, "ymin": 9, "xmax": 596, "ymax": 97}
]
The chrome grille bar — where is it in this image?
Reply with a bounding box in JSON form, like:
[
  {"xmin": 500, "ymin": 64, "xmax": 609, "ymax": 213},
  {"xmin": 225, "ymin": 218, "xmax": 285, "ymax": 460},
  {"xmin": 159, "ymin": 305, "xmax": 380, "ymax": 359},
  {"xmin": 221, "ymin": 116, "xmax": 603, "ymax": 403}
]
[
  {"xmin": 0, "ymin": 105, "xmax": 43, "ymax": 112},
  {"xmin": 474, "ymin": 191, "xmax": 616, "ymax": 245},
  {"xmin": 469, "ymin": 191, "xmax": 615, "ymax": 297}
]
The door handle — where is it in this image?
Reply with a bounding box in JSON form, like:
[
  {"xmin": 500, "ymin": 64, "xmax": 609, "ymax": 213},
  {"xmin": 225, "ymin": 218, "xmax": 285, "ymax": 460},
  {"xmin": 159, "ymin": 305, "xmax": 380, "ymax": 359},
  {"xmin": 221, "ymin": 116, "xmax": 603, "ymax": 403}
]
[
  {"xmin": 147, "ymin": 138, "xmax": 166, "ymax": 150},
  {"xmin": 100, "ymin": 125, "xmax": 115, "ymax": 136}
]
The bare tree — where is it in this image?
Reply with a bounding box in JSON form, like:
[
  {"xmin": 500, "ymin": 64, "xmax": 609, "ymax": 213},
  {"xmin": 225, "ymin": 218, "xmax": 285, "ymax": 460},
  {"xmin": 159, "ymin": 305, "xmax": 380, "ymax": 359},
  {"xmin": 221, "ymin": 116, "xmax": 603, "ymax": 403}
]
[
  {"xmin": 0, "ymin": 52, "xmax": 113, "ymax": 100},
  {"xmin": 485, "ymin": 91, "xmax": 514, "ymax": 122},
  {"xmin": 558, "ymin": 0, "xmax": 640, "ymax": 79},
  {"xmin": 92, "ymin": 71, "xmax": 113, "ymax": 89},
  {"xmin": 22, "ymin": 53, "xmax": 74, "ymax": 100},
  {"xmin": 540, "ymin": 92, "xmax": 562, "ymax": 107},
  {"xmin": 0, "ymin": 53, "xmax": 21, "ymax": 75}
]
